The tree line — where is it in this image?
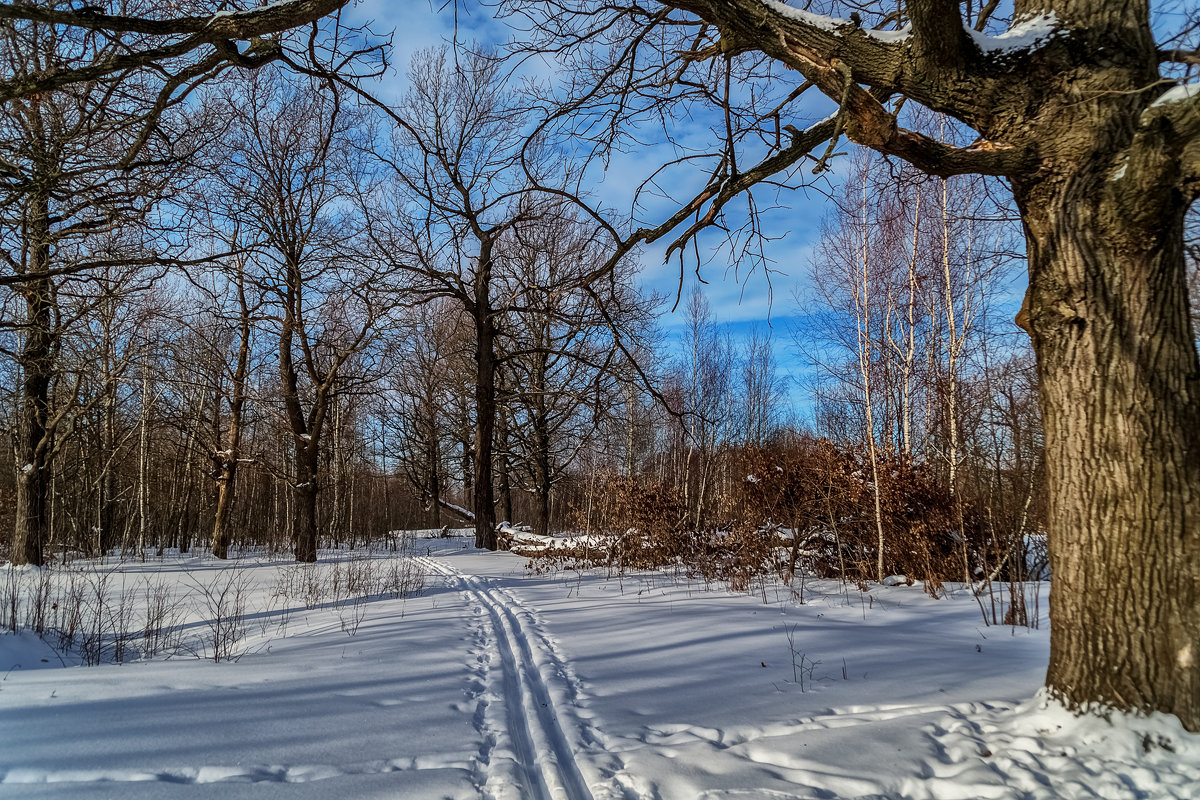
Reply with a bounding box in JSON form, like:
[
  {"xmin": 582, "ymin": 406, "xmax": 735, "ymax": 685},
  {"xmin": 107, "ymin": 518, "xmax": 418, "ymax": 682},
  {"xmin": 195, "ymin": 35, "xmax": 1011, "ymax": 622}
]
[
  {"xmin": 0, "ymin": 23, "xmax": 655, "ymax": 565},
  {"xmin": 0, "ymin": 27, "xmax": 1041, "ymax": 587}
]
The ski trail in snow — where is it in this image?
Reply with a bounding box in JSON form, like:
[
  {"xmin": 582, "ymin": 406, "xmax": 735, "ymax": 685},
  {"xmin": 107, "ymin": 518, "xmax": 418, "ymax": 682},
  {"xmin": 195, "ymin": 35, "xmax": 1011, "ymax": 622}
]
[{"xmin": 421, "ymin": 557, "xmax": 642, "ymax": 800}]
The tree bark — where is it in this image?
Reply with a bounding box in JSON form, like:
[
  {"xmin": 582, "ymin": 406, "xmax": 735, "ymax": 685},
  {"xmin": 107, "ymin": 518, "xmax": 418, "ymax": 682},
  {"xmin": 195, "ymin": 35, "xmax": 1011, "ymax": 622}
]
[
  {"xmin": 496, "ymin": 405, "xmax": 514, "ymax": 525},
  {"xmin": 11, "ymin": 187, "xmax": 54, "ymax": 567},
  {"xmin": 1015, "ymin": 168, "xmax": 1200, "ymax": 728},
  {"xmin": 428, "ymin": 438, "xmax": 442, "ymax": 528},
  {"xmin": 211, "ymin": 463, "xmax": 237, "ymax": 560},
  {"xmin": 532, "ymin": 423, "xmax": 551, "ymax": 538},
  {"xmin": 473, "ymin": 243, "xmax": 499, "ymax": 550},
  {"xmin": 293, "ymin": 460, "xmax": 320, "ymax": 563},
  {"xmin": 530, "ymin": 348, "xmax": 552, "ymax": 538},
  {"xmin": 212, "ymin": 282, "xmax": 249, "ymax": 560},
  {"xmin": 212, "ymin": 318, "xmax": 245, "ymax": 562}
]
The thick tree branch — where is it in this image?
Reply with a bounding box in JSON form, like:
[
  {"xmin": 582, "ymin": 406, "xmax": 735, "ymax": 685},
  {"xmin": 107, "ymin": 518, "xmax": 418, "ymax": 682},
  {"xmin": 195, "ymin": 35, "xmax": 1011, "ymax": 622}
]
[
  {"xmin": 783, "ymin": 45, "xmax": 1030, "ymax": 176},
  {"xmin": 0, "ymin": 0, "xmax": 350, "ymax": 101},
  {"xmin": 0, "ymin": 0, "xmax": 350, "ymax": 38},
  {"xmin": 908, "ymin": 0, "xmax": 971, "ymax": 70},
  {"xmin": 663, "ymin": 0, "xmax": 1049, "ymax": 142},
  {"xmin": 1141, "ymin": 85, "xmax": 1200, "ymax": 199},
  {"xmin": 670, "ymin": 0, "xmax": 906, "ymax": 88}
]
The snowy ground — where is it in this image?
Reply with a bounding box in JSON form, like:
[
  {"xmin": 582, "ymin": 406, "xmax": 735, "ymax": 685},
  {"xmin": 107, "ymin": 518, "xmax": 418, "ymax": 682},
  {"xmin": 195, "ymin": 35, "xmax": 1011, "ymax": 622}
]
[{"xmin": 2, "ymin": 532, "xmax": 1197, "ymax": 799}]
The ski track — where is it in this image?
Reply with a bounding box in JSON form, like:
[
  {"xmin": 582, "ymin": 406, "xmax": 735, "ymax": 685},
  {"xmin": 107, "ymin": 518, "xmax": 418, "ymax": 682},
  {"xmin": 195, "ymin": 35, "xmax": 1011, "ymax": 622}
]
[
  {"xmin": 420, "ymin": 557, "xmax": 643, "ymax": 800},
  {"xmin": 9, "ymin": 549, "xmax": 1107, "ymax": 800}
]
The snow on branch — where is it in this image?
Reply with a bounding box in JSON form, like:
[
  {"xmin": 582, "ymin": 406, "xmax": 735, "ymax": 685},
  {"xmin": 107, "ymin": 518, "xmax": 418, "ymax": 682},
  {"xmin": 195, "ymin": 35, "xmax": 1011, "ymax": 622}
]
[
  {"xmin": 1150, "ymin": 82, "xmax": 1200, "ymax": 109},
  {"xmin": 967, "ymin": 11, "xmax": 1065, "ymax": 55}
]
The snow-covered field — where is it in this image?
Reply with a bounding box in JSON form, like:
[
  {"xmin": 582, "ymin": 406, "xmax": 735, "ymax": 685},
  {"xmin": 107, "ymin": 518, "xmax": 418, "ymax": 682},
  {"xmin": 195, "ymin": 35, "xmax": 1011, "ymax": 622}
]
[{"xmin": 2, "ymin": 532, "xmax": 1197, "ymax": 799}]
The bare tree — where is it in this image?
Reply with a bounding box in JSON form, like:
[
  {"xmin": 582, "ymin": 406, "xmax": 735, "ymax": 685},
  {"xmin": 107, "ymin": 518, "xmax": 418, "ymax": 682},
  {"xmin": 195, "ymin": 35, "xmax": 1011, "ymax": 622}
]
[
  {"xmin": 367, "ymin": 47, "xmax": 620, "ymax": 549},
  {"xmin": 0, "ymin": 16, "xmax": 205, "ymax": 565},
  {"xmin": 192, "ymin": 248, "xmax": 260, "ymax": 561},
  {"xmin": 221, "ymin": 69, "xmax": 383, "ymax": 562},
  {"xmin": 739, "ymin": 327, "xmax": 784, "ymax": 449},
  {"xmin": 500, "ymin": 208, "xmax": 646, "ymax": 537},
  {"xmin": 384, "ymin": 300, "xmax": 468, "ymax": 527}
]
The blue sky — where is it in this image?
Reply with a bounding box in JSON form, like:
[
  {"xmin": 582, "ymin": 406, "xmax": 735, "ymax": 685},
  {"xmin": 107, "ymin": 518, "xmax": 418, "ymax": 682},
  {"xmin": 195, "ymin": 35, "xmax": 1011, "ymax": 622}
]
[{"xmin": 344, "ymin": 0, "xmax": 1028, "ymax": 422}]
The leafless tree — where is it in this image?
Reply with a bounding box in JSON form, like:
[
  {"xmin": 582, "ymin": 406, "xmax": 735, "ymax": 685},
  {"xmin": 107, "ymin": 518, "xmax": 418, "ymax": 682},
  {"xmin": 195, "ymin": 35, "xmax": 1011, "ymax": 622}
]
[
  {"xmin": 383, "ymin": 299, "xmax": 470, "ymax": 528},
  {"xmin": 0, "ymin": 15, "xmax": 208, "ymax": 565},
  {"xmin": 499, "ymin": 207, "xmax": 649, "ymax": 537},
  {"xmin": 220, "ymin": 69, "xmax": 385, "ymax": 562},
  {"xmin": 366, "ymin": 47, "xmax": 631, "ymax": 549}
]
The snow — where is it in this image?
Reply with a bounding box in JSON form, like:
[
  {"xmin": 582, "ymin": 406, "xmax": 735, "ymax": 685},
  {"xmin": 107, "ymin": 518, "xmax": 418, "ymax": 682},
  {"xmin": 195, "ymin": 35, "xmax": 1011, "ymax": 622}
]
[
  {"xmin": 759, "ymin": 1, "xmax": 847, "ymax": 34},
  {"xmin": 754, "ymin": 2, "xmax": 1063, "ymax": 54},
  {"xmin": 206, "ymin": 0, "xmax": 298, "ymax": 24},
  {"xmin": 442, "ymin": 500, "xmax": 475, "ymax": 521},
  {"xmin": 864, "ymin": 25, "xmax": 912, "ymax": 44},
  {"xmin": 969, "ymin": 12, "xmax": 1064, "ymax": 54},
  {"xmin": 1151, "ymin": 82, "xmax": 1200, "ymax": 108},
  {"xmin": 2, "ymin": 534, "xmax": 1197, "ymax": 799}
]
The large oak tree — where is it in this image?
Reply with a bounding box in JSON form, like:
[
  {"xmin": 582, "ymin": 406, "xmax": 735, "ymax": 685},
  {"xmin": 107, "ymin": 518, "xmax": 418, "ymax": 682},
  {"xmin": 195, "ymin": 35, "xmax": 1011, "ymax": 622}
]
[{"xmin": 516, "ymin": 0, "xmax": 1200, "ymax": 729}]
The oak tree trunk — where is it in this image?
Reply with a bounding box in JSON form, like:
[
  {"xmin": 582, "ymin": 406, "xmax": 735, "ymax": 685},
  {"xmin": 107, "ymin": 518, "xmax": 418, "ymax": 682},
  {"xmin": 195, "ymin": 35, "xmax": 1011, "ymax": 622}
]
[
  {"xmin": 293, "ymin": 470, "xmax": 319, "ymax": 564},
  {"xmin": 11, "ymin": 192, "xmax": 54, "ymax": 567},
  {"xmin": 211, "ymin": 461, "xmax": 238, "ymax": 560},
  {"xmin": 1015, "ymin": 167, "xmax": 1200, "ymax": 728},
  {"xmin": 473, "ymin": 275, "xmax": 498, "ymax": 550}
]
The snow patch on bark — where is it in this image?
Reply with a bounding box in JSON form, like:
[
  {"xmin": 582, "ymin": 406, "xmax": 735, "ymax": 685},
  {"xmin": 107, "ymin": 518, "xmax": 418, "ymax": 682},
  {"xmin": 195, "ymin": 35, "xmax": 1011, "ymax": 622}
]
[
  {"xmin": 970, "ymin": 11, "xmax": 1064, "ymax": 54},
  {"xmin": 757, "ymin": 2, "xmax": 910, "ymax": 43},
  {"xmin": 864, "ymin": 25, "xmax": 911, "ymax": 44},
  {"xmin": 759, "ymin": 1, "xmax": 847, "ymax": 33},
  {"xmin": 1151, "ymin": 82, "xmax": 1200, "ymax": 108}
]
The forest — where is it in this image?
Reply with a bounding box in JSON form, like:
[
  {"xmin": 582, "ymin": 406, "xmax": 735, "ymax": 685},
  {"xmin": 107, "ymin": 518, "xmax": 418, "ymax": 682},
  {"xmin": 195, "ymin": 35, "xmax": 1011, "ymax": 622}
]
[
  {"xmin": 0, "ymin": 14, "xmax": 1045, "ymax": 596},
  {"xmin": 1, "ymin": 0, "xmax": 1199, "ymax": 735}
]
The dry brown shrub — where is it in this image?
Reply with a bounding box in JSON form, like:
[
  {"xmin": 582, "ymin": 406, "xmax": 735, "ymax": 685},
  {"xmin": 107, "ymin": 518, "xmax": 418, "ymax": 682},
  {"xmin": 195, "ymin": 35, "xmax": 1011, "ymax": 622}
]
[{"xmin": 533, "ymin": 441, "xmax": 997, "ymax": 592}]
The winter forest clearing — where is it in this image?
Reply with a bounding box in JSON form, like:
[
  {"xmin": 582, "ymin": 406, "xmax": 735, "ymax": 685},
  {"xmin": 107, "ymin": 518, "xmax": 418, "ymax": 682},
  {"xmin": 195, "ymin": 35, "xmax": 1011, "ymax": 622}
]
[
  {"xmin": 3, "ymin": 531, "xmax": 1197, "ymax": 799},
  {"xmin": 3, "ymin": 0, "xmax": 1200, "ymax": 797}
]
